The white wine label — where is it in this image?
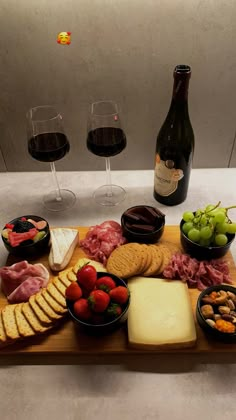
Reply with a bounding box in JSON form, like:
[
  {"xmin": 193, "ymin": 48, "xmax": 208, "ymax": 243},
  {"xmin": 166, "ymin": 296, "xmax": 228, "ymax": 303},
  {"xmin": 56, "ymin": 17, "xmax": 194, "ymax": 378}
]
[{"xmin": 154, "ymin": 154, "xmax": 184, "ymax": 197}]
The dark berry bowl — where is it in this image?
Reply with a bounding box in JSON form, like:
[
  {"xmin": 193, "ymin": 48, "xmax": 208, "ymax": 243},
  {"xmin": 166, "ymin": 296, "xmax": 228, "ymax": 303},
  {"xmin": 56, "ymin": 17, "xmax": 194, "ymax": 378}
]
[
  {"xmin": 121, "ymin": 205, "xmax": 165, "ymax": 244},
  {"xmin": 180, "ymin": 219, "xmax": 235, "ymax": 260},
  {"xmin": 66, "ymin": 272, "xmax": 130, "ymax": 335},
  {"xmin": 196, "ymin": 284, "xmax": 236, "ymax": 343},
  {"xmin": 1, "ymin": 215, "xmax": 50, "ymax": 259}
]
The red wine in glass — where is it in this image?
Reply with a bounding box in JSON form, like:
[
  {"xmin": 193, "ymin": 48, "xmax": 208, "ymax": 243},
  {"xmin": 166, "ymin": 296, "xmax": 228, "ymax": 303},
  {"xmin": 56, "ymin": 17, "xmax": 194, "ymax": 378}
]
[
  {"xmin": 87, "ymin": 101, "xmax": 127, "ymax": 206},
  {"xmin": 28, "ymin": 132, "xmax": 70, "ymax": 162},
  {"xmin": 87, "ymin": 127, "xmax": 126, "ymax": 157},
  {"xmin": 27, "ymin": 106, "xmax": 76, "ymax": 211}
]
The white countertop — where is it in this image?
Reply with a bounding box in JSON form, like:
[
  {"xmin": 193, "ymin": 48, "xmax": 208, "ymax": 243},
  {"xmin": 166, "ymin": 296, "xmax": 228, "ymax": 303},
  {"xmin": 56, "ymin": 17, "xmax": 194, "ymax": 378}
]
[
  {"xmin": 1, "ymin": 168, "xmax": 236, "ymax": 420},
  {"xmin": 1, "ymin": 168, "xmax": 236, "ymax": 262}
]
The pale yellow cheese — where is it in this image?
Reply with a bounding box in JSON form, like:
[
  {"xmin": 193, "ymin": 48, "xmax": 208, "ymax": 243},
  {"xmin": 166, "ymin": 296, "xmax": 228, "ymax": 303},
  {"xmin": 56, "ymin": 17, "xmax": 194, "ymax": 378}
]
[{"xmin": 128, "ymin": 277, "xmax": 196, "ymax": 349}]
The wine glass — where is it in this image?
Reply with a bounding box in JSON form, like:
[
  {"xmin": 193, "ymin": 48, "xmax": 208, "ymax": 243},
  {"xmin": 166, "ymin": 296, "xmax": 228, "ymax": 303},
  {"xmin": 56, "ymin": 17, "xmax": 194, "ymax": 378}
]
[
  {"xmin": 87, "ymin": 100, "xmax": 127, "ymax": 206},
  {"xmin": 27, "ymin": 105, "xmax": 76, "ymax": 211}
]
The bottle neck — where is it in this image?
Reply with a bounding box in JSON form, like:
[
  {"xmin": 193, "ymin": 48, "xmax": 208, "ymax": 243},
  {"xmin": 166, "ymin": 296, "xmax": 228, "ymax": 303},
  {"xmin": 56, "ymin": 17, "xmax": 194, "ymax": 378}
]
[{"xmin": 169, "ymin": 68, "xmax": 191, "ymax": 116}]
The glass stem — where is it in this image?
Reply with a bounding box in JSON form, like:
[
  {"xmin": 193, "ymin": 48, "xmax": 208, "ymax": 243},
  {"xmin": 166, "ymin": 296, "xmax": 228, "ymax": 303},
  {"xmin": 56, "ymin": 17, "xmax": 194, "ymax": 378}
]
[
  {"xmin": 105, "ymin": 157, "xmax": 113, "ymax": 197},
  {"xmin": 50, "ymin": 162, "xmax": 62, "ymax": 201}
]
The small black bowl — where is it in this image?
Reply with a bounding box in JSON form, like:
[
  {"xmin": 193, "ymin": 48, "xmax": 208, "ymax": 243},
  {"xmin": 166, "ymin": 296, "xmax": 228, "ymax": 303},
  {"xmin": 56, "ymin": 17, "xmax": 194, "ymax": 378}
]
[
  {"xmin": 196, "ymin": 284, "xmax": 236, "ymax": 343},
  {"xmin": 180, "ymin": 219, "xmax": 235, "ymax": 260},
  {"xmin": 121, "ymin": 205, "xmax": 165, "ymax": 244},
  {"xmin": 66, "ymin": 272, "xmax": 130, "ymax": 335},
  {"xmin": 1, "ymin": 215, "xmax": 50, "ymax": 259}
]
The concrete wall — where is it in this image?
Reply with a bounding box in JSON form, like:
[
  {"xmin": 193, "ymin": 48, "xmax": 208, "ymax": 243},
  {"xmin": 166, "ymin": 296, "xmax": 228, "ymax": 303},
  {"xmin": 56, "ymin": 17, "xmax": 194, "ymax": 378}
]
[{"xmin": 0, "ymin": 0, "xmax": 236, "ymax": 171}]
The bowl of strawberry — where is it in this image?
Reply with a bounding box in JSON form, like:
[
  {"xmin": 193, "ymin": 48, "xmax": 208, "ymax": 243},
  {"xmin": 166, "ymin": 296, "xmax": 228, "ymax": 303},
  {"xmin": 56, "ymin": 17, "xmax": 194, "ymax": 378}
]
[
  {"xmin": 1, "ymin": 215, "xmax": 50, "ymax": 258},
  {"xmin": 65, "ymin": 265, "xmax": 130, "ymax": 335}
]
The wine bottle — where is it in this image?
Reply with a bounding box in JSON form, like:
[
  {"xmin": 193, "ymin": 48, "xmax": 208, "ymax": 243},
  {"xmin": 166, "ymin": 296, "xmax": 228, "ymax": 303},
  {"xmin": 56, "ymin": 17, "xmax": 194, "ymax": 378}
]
[{"xmin": 153, "ymin": 65, "xmax": 194, "ymax": 206}]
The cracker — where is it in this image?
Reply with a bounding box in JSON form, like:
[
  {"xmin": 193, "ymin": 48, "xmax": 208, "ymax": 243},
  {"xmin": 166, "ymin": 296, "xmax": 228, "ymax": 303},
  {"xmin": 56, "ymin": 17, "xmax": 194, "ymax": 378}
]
[
  {"xmin": 155, "ymin": 244, "xmax": 172, "ymax": 275},
  {"xmin": 58, "ymin": 269, "xmax": 73, "ymax": 287},
  {"xmin": 15, "ymin": 304, "xmax": 35, "ymax": 337},
  {"xmin": 2, "ymin": 304, "xmax": 20, "ymax": 340},
  {"xmin": 35, "ymin": 292, "xmax": 62, "ymax": 321},
  {"xmin": 159, "ymin": 240, "xmax": 182, "ymax": 256},
  {"xmin": 29, "ymin": 295, "xmax": 53, "ymax": 326},
  {"xmin": 106, "ymin": 243, "xmax": 143, "ymax": 279},
  {"xmin": 22, "ymin": 302, "xmax": 48, "ymax": 333},
  {"xmin": 143, "ymin": 245, "xmax": 163, "ymax": 277},
  {"xmin": 73, "ymin": 258, "xmax": 106, "ymax": 275},
  {"xmin": 46, "ymin": 283, "xmax": 67, "ymax": 308},
  {"xmin": 53, "ymin": 277, "xmax": 67, "ymax": 296},
  {"xmin": 67, "ymin": 270, "xmax": 77, "ymax": 282},
  {"xmin": 0, "ymin": 311, "xmax": 7, "ymax": 344},
  {"xmin": 41, "ymin": 289, "xmax": 67, "ymax": 314},
  {"xmin": 137, "ymin": 244, "xmax": 150, "ymax": 273}
]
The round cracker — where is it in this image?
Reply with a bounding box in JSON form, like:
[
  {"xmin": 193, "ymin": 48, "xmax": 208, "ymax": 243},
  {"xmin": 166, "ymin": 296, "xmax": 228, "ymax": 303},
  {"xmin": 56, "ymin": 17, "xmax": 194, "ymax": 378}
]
[
  {"xmin": 106, "ymin": 243, "xmax": 144, "ymax": 279},
  {"xmin": 155, "ymin": 244, "xmax": 172, "ymax": 275},
  {"xmin": 158, "ymin": 240, "xmax": 182, "ymax": 256},
  {"xmin": 143, "ymin": 245, "xmax": 163, "ymax": 277}
]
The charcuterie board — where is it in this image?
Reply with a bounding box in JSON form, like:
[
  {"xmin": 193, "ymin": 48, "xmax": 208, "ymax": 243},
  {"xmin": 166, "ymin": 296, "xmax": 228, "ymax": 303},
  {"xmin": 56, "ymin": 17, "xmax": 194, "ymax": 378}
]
[{"xmin": 0, "ymin": 225, "xmax": 236, "ymax": 365}]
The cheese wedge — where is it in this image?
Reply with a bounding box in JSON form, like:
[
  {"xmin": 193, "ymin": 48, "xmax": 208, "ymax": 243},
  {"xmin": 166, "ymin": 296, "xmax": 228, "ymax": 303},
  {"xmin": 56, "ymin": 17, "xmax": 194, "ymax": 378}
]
[
  {"xmin": 128, "ymin": 277, "xmax": 197, "ymax": 349},
  {"xmin": 48, "ymin": 228, "xmax": 79, "ymax": 271}
]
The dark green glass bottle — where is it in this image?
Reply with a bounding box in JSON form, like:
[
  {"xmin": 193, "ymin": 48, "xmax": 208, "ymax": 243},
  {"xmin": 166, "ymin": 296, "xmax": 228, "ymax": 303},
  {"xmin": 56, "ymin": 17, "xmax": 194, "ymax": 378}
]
[{"xmin": 154, "ymin": 65, "xmax": 194, "ymax": 206}]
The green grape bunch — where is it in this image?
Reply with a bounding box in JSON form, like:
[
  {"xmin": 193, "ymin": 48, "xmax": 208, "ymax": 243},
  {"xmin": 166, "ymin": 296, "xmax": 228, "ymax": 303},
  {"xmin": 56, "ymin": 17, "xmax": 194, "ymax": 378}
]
[{"xmin": 181, "ymin": 202, "xmax": 236, "ymax": 247}]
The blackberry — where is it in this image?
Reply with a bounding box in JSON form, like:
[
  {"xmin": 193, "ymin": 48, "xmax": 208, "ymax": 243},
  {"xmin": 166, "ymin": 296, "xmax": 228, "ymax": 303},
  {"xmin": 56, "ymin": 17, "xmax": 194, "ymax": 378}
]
[{"xmin": 12, "ymin": 220, "xmax": 35, "ymax": 233}]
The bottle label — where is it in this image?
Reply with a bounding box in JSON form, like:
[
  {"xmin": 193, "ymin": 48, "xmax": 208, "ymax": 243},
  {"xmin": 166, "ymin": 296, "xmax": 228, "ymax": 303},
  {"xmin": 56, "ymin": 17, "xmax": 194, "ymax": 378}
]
[{"xmin": 154, "ymin": 154, "xmax": 184, "ymax": 196}]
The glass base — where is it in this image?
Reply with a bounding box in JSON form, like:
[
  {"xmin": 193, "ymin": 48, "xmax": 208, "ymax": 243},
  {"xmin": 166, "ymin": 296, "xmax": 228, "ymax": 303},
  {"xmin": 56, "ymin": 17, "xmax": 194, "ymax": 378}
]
[
  {"xmin": 93, "ymin": 184, "xmax": 126, "ymax": 206},
  {"xmin": 43, "ymin": 189, "xmax": 76, "ymax": 212}
]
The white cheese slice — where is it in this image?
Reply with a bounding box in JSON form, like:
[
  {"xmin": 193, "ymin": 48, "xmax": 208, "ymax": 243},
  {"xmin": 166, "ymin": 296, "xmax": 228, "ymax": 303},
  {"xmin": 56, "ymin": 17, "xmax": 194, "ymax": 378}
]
[
  {"xmin": 128, "ymin": 277, "xmax": 196, "ymax": 349},
  {"xmin": 48, "ymin": 228, "xmax": 79, "ymax": 271}
]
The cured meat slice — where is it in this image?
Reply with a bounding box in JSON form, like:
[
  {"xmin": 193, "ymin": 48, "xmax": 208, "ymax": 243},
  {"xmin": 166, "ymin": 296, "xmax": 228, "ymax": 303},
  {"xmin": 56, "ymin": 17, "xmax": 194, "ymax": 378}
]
[
  {"xmin": 0, "ymin": 261, "xmax": 50, "ymax": 297},
  {"xmin": 163, "ymin": 254, "xmax": 233, "ymax": 291},
  {"xmin": 80, "ymin": 220, "xmax": 126, "ymax": 265},
  {"xmin": 7, "ymin": 277, "xmax": 45, "ymax": 304}
]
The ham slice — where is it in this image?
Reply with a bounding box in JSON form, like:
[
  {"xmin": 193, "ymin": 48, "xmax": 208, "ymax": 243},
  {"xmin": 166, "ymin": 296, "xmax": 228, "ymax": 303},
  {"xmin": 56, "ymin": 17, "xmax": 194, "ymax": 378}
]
[
  {"xmin": 80, "ymin": 220, "xmax": 126, "ymax": 265},
  {"xmin": 7, "ymin": 277, "xmax": 46, "ymax": 304},
  {"xmin": 0, "ymin": 261, "xmax": 50, "ymax": 303}
]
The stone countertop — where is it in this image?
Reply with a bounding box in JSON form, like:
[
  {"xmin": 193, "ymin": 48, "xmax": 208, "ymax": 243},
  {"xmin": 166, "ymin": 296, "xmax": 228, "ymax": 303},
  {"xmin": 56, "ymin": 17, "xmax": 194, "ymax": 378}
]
[
  {"xmin": 1, "ymin": 168, "xmax": 236, "ymax": 262},
  {"xmin": 0, "ymin": 168, "xmax": 236, "ymax": 420}
]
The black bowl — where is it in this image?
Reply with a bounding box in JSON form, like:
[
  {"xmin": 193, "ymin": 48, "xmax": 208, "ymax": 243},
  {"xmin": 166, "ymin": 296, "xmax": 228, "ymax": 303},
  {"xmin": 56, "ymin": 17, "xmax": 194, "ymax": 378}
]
[
  {"xmin": 121, "ymin": 205, "xmax": 165, "ymax": 244},
  {"xmin": 180, "ymin": 219, "xmax": 235, "ymax": 260},
  {"xmin": 1, "ymin": 215, "xmax": 50, "ymax": 259},
  {"xmin": 66, "ymin": 272, "xmax": 130, "ymax": 335},
  {"xmin": 196, "ymin": 284, "xmax": 236, "ymax": 343}
]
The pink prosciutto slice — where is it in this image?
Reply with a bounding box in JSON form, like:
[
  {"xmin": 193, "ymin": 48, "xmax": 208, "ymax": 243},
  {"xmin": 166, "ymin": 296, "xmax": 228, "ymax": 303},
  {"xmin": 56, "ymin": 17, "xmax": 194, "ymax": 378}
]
[
  {"xmin": 7, "ymin": 277, "xmax": 46, "ymax": 304},
  {"xmin": 0, "ymin": 260, "xmax": 50, "ymax": 297}
]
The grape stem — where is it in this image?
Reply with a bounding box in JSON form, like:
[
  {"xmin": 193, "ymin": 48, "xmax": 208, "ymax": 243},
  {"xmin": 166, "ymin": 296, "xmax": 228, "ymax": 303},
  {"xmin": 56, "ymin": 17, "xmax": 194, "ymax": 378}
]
[{"xmin": 205, "ymin": 201, "xmax": 221, "ymax": 214}]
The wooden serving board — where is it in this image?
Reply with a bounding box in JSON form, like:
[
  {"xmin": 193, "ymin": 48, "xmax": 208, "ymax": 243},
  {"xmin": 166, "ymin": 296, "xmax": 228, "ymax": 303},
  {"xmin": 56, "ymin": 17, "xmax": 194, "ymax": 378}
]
[{"xmin": 1, "ymin": 226, "xmax": 236, "ymax": 366}]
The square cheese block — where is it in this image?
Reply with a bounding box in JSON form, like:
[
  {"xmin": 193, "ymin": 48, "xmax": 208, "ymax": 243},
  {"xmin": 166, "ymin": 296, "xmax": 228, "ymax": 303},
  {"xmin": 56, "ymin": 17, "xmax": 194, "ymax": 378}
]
[{"xmin": 128, "ymin": 277, "xmax": 197, "ymax": 349}]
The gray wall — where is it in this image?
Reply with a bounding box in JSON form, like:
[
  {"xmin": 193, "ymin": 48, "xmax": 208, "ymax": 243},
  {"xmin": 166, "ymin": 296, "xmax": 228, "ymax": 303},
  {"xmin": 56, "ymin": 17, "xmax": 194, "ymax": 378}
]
[{"xmin": 1, "ymin": 0, "xmax": 236, "ymax": 172}]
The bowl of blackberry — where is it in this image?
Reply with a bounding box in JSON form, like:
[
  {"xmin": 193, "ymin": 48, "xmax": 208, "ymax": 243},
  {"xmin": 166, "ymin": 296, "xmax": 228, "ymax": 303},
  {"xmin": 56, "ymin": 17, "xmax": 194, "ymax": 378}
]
[{"xmin": 1, "ymin": 215, "xmax": 50, "ymax": 258}]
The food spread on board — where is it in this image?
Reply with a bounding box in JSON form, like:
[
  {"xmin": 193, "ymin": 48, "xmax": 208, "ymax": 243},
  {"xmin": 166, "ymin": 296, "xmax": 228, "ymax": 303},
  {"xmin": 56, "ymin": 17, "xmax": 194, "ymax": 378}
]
[{"xmin": 0, "ymin": 202, "xmax": 236, "ymax": 349}]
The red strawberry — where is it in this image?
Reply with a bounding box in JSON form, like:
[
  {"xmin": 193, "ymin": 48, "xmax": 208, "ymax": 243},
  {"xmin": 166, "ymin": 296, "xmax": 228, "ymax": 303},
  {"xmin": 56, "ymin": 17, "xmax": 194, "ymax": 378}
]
[
  {"xmin": 96, "ymin": 276, "xmax": 116, "ymax": 292},
  {"xmin": 73, "ymin": 298, "xmax": 93, "ymax": 321},
  {"xmin": 106, "ymin": 303, "xmax": 122, "ymax": 318},
  {"xmin": 109, "ymin": 286, "xmax": 129, "ymax": 304},
  {"xmin": 65, "ymin": 282, "xmax": 82, "ymax": 301},
  {"xmin": 88, "ymin": 290, "xmax": 110, "ymax": 313},
  {"xmin": 76, "ymin": 265, "xmax": 97, "ymax": 292}
]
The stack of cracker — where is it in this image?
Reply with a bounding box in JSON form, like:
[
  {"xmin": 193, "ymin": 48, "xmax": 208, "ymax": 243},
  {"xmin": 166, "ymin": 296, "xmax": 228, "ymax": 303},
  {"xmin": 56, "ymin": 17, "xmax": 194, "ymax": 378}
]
[
  {"xmin": 0, "ymin": 258, "xmax": 106, "ymax": 348},
  {"xmin": 106, "ymin": 240, "xmax": 181, "ymax": 279}
]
